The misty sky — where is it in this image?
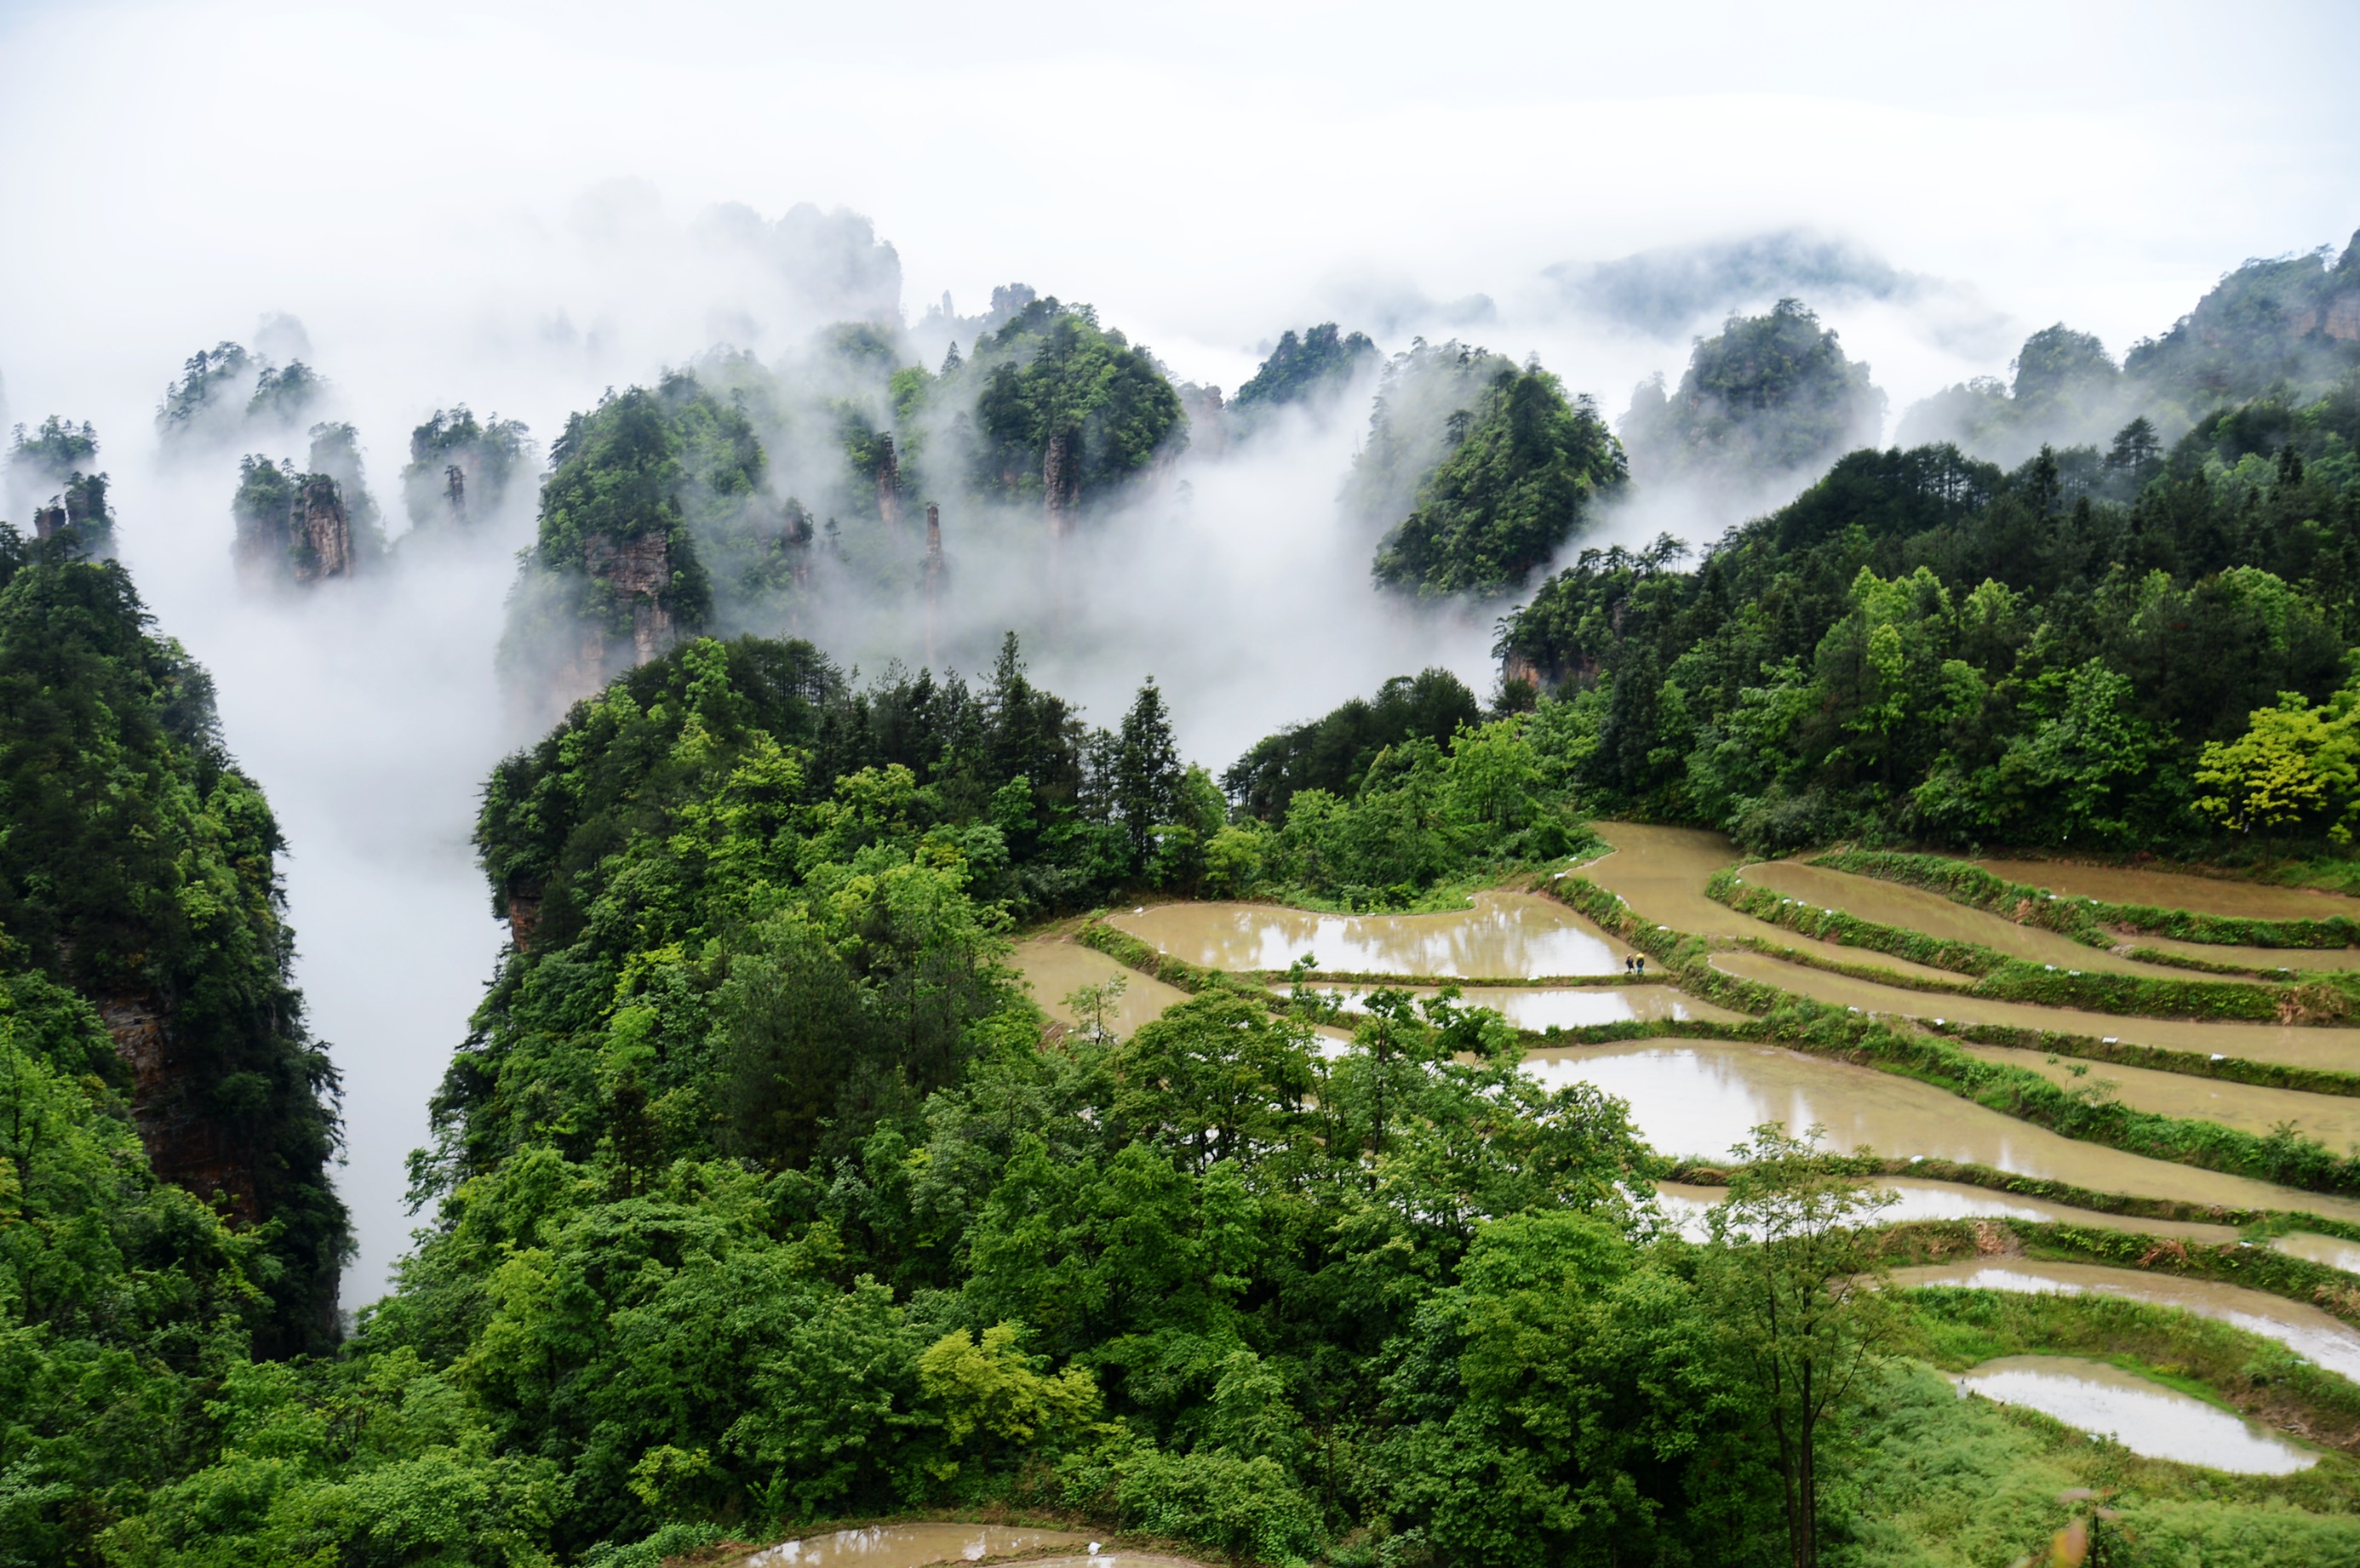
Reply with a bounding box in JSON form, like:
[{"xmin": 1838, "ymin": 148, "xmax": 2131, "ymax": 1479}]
[{"xmin": 3, "ymin": 0, "xmax": 2356, "ymax": 1303}]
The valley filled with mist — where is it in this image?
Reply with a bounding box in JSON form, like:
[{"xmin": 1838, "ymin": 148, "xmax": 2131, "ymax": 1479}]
[{"xmin": 9, "ymin": 3, "xmax": 2360, "ymax": 1564}]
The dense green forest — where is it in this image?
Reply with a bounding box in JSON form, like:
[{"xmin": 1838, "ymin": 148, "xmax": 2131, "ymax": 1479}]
[
  {"xmin": 0, "ymin": 525, "xmax": 352, "ymax": 1563},
  {"xmin": 1621, "ymin": 300, "xmax": 1885, "ymax": 484},
  {"xmin": 36, "ymin": 610, "xmax": 1928, "ymax": 1567},
  {"xmin": 1497, "ymin": 376, "xmax": 2360, "ymax": 855}
]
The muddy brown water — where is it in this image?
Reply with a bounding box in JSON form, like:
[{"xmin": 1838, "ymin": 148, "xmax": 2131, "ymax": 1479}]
[
  {"xmin": 1583, "ymin": 824, "xmax": 1960, "ymax": 984},
  {"xmin": 1711, "ymin": 948, "xmax": 2360, "ymax": 1078},
  {"xmin": 1976, "ymin": 859, "xmax": 2360, "ymax": 921},
  {"xmin": 1299, "ymin": 983, "xmax": 1745, "ymax": 1033},
  {"xmin": 1653, "ymin": 1179, "xmax": 2237, "ymax": 1243},
  {"xmin": 735, "ymin": 1525, "xmax": 1093, "ymax": 1568},
  {"xmin": 2273, "ymin": 1233, "xmax": 2360, "ymax": 1274},
  {"xmin": 1892, "ymin": 1259, "xmax": 2360, "ymax": 1383},
  {"xmin": 2134, "ymin": 934, "xmax": 2360, "ymax": 973},
  {"xmin": 1742, "ymin": 861, "xmax": 2182, "ymax": 978},
  {"xmin": 1014, "ymin": 940, "xmax": 1192, "ymax": 1039},
  {"xmin": 1959, "ymin": 1042, "xmax": 2360, "ymax": 1151},
  {"xmin": 1108, "ymin": 890, "xmax": 1630, "ymax": 976},
  {"xmin": 1953, "ymin": 1355, "xmax": 2317, "ymax": 1473},
  {"xmin": 1529, "ymin": 1039, "xmax": 2360, "ymax": 1222}
]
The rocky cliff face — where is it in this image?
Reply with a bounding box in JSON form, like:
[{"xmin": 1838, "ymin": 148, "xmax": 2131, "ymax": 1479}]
[
  {"xmin": 232, "ymin": 458, "xmax": 357, "ymax": 584},
  {"xmin": 99, "ymin": 993, "xmax": 260, "ymax": 1222},
  {"xmin": 294, "ymin": 475, "xmax": 353, "ymax": 581},
  {"xmin": 586, "ymin": 532, "xmax": 676, "ymax": 665}
]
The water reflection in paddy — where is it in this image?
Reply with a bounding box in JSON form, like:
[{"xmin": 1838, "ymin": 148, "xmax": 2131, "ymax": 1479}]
[
  {"xmin": 2273, "ymin": 1232, "xmax": 2360, "ymax": 1274},
  {"xmin": 1960, "ymin": 1041, "xmax": 2360, "ymax": 1149},
  {"xmin": 1583, "ymin": 824, "xmax": 1960, "ymax": 983},
  {"xmin": 1742, "ymin": 861, "xmax": 2179, "ymax": 977},
  {"xmin": 1527, "ymin": 1040, "xmax": 2360, "ymax": 1222},
  {"xmin": 2134, "ymin": 934, "xmax": 2360, "ymax": 973},
  {"xmin": 739, "ymin": 1524, "xmax": 1091, "ymax": 1568},
  {"xmin": 1976, "ymin": 859, "xmax": 2360, "ymax": 921},
  {"xmin": 1954, "ymin": 1356, "xmax": 2315, "ymax": 1474},
  {"xmin": 1013, "ymin": 940, "xmax": 1190, "ymax": 1039},
  {"xmin": 1109, "ymin": 891, "xmax": 1628, "ymax": 976},
  {"xmin": 1653, "ymin": 1179, "xmax": 2237, "ymax": 1243},
  {"xmin": 1712, "ymin": 948, "xmax": 2360, "ymax": 1077},
  {"xmin": 1300, "ymin": 984, "xmax": 1744, "ymax": 1033},
  {"xmin": 1891, "ymin": 1259, "xmax": 2360, "ymax": 1382}
]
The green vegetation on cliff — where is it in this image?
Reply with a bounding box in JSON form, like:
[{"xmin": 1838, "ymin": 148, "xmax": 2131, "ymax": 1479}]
[
  {"xmin": 1622, "ymin": 298, "xmax": 1885, "ymax": 484},
  {"xmin": 1371, "ymin": 363, "xmax": 1625, "ymax": 597}
]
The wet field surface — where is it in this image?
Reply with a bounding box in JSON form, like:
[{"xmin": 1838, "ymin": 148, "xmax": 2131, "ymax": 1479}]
[
  {"xmin": 1581, "ymin": 824, "xmax": 1961, "ymax": 983},
  {"xmin": 1710, "ymin": 947, "xmax": 2360, "ymax": 1075},
  {"xmin": 1107, "ymin": 890, "xmax": 1630, "ymax": 976},
  {"xmin": 1892, "ymin": 1259, "xmax": 2360, "ymax": 1382},
  {"xmin": 1653, "ymin": 1178, "xmax": 2239, "ymax": 1242},
  {"xmin": 735, "ymin": 1525, "xmax": 1093, "ymax": 1568},
  {"xmin": 2132, "ymin": 933, "xmax": 2360, "ymax": 972},
  {"xmin": 1297, "ymin": 982, "xmax": 1744, "ymax": 1033},
  {"xmin": 1957, "ymin": 1040, "xmax": 2360, "ymax": 1148},
  {"xmin": 1741, "ymin": 861, "xmax": 2183, "ymax": 977},
  {"xmin": 2272, "ymin": 1232, "xmax": 2360, "ymax": 1273},
  {"xmin": 1952, "ymin": 1355, "xmax": 2317, "ymax": 1473},
  {"xmin": 1975, "ymin": 859, "xmax": 2360, "ymax": 920},
  {"xmin": 1013, "ymin": 939, "xmax": 1194, "ymax": 1039},
  {"xmin": 1527, "ymin": 1039, "xmax": 2360, "ymax": 1221}
]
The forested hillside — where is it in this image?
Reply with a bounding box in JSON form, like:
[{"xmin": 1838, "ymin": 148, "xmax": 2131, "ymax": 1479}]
[{"xmin": 1499, "ymin": 377, "xmax": 2360, "ymax": 855}]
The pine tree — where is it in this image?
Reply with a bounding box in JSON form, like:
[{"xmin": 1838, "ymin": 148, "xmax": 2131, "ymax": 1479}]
[{"xmin": 1114, "ymin": 677, "xmax": 1182, "ymax": 856}]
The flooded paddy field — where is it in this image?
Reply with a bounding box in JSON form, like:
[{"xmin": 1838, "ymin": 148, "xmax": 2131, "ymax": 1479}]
[
  {"xmin": 1107, "ymin": 890, "xmax": 1630, "ymax": 976},
  {"xmin": 1711, "ymin": 948, "xmax": 2360, "ymax": 1077},
  {"xmin": 2273, "ymin": 1233, "xmax": 2360, "ymax": 1273},
  {"xmin": 1654, "ymin": 1178, "xmax": 2238, "ymax": 1243},
  {"xmin": 1584, "ymin": 824, "xmax": 1961, "ymax": 983},
  {"xmin": 1959, "ymin": 1041, "xmax": 2360, "ymax": 1148},
  {"xmin": 2133, "ymin": 934, "xmax": 2360, "ymax": 973},
  {"xmin": 1742, "ymin": 861, "xmax": 2180, "ymax": 977},
  {"xmin": 1953, "ymin": 1356, "xmax": 2317, "ymax": 1473},
  {"xmin": 1298, "ymin": 983, "xmax": 1744, "ymax": 1033},
  {"xmin": 1891, "ymin": 1259, "xmax": 2360, "ymax": 1383},
  {"xmin": 1526, "ymin": 1039, "xmax": 2360, "ymax": 1222},
  {"xmin": 735, "ymin": 1525, "xmax": 1092, "ymax": 1568},
  {"xmin": 1013, "ymin": 939, "xmax": 1192, "ymax": 1038},
  {"xmin": 1975, "ymin": 858, "xmax": 2360, "ymax": 920}
]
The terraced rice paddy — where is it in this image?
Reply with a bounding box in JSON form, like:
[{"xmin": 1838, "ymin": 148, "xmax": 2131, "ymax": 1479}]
[
  {"xmin": 1529, "ymin": 1039, "xmax": 2360, "ymax": 1222},
  {"xmin": 1584, "ymin": 824, "xmax": 1961, "ymax": 982},
  {"xmin": 1975, "ymin": 859, "xmax": 2360, "ymax": 920},
  {"xmin": 1952, "ymin": 1356, "xmax": 2317, "ymax": 1473},
  {"xmin": 1711, "ymin": 947, "xmax": 2360, "ymax": 1076},
  {"xmin": 1892, "ymin": 1260, "xmax": 2360, "ymax": 1382},
  {"xmin": 1958, "ymin": 1040, "xmax": 2360, "ymax": 1147},
  {"xmin": 734, "ymin": 1525, "xmax": 1094, "ymax": 1568},
  {"xmin": 1739, "ymin": 860, "xmax": 2184, "ymax": 977},
  {"xmin": 1653, "ymin": 1178, "xmax": 2239, "ymax": 1242},
  {"xmin": 1107, "ymin": 890, "xmax": 1629, "ymax": 976},
  {"xmin": 2272, "ymin": 1232, "xmax": 2360, "ymax": 1273},
  {"xmin": 2133, "ymin": 934, "xmax": 2360, "ymax": 972},
  {"xmin": 1298, "ymin": 983, "xmax": 1744, "ymax": 1033},
  {"xmin": 1014, "ymin": 938, "xmax": 1193, "ymax": 1038}
]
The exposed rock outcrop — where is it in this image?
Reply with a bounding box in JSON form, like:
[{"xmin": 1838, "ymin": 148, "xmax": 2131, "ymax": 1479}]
[
  {"xmin": 100, "ymin": 993, "xmax": 260, "ymax": 1223},
  {"xmin": 585, "ymin": 532, "xmax": 675, "ymax": 665},
  {"xmin": 876, "ymin": 432, "xmax": 903, "ymax": 537},
  {"xmin": 295, "ymin": 475, "xmax": 352, "ymax": 581}
]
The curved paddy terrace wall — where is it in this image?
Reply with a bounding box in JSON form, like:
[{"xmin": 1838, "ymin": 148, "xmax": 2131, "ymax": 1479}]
[{"xmin": 1078, "ymin": 820, "xmax": 2360, "ymax": 1239}]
